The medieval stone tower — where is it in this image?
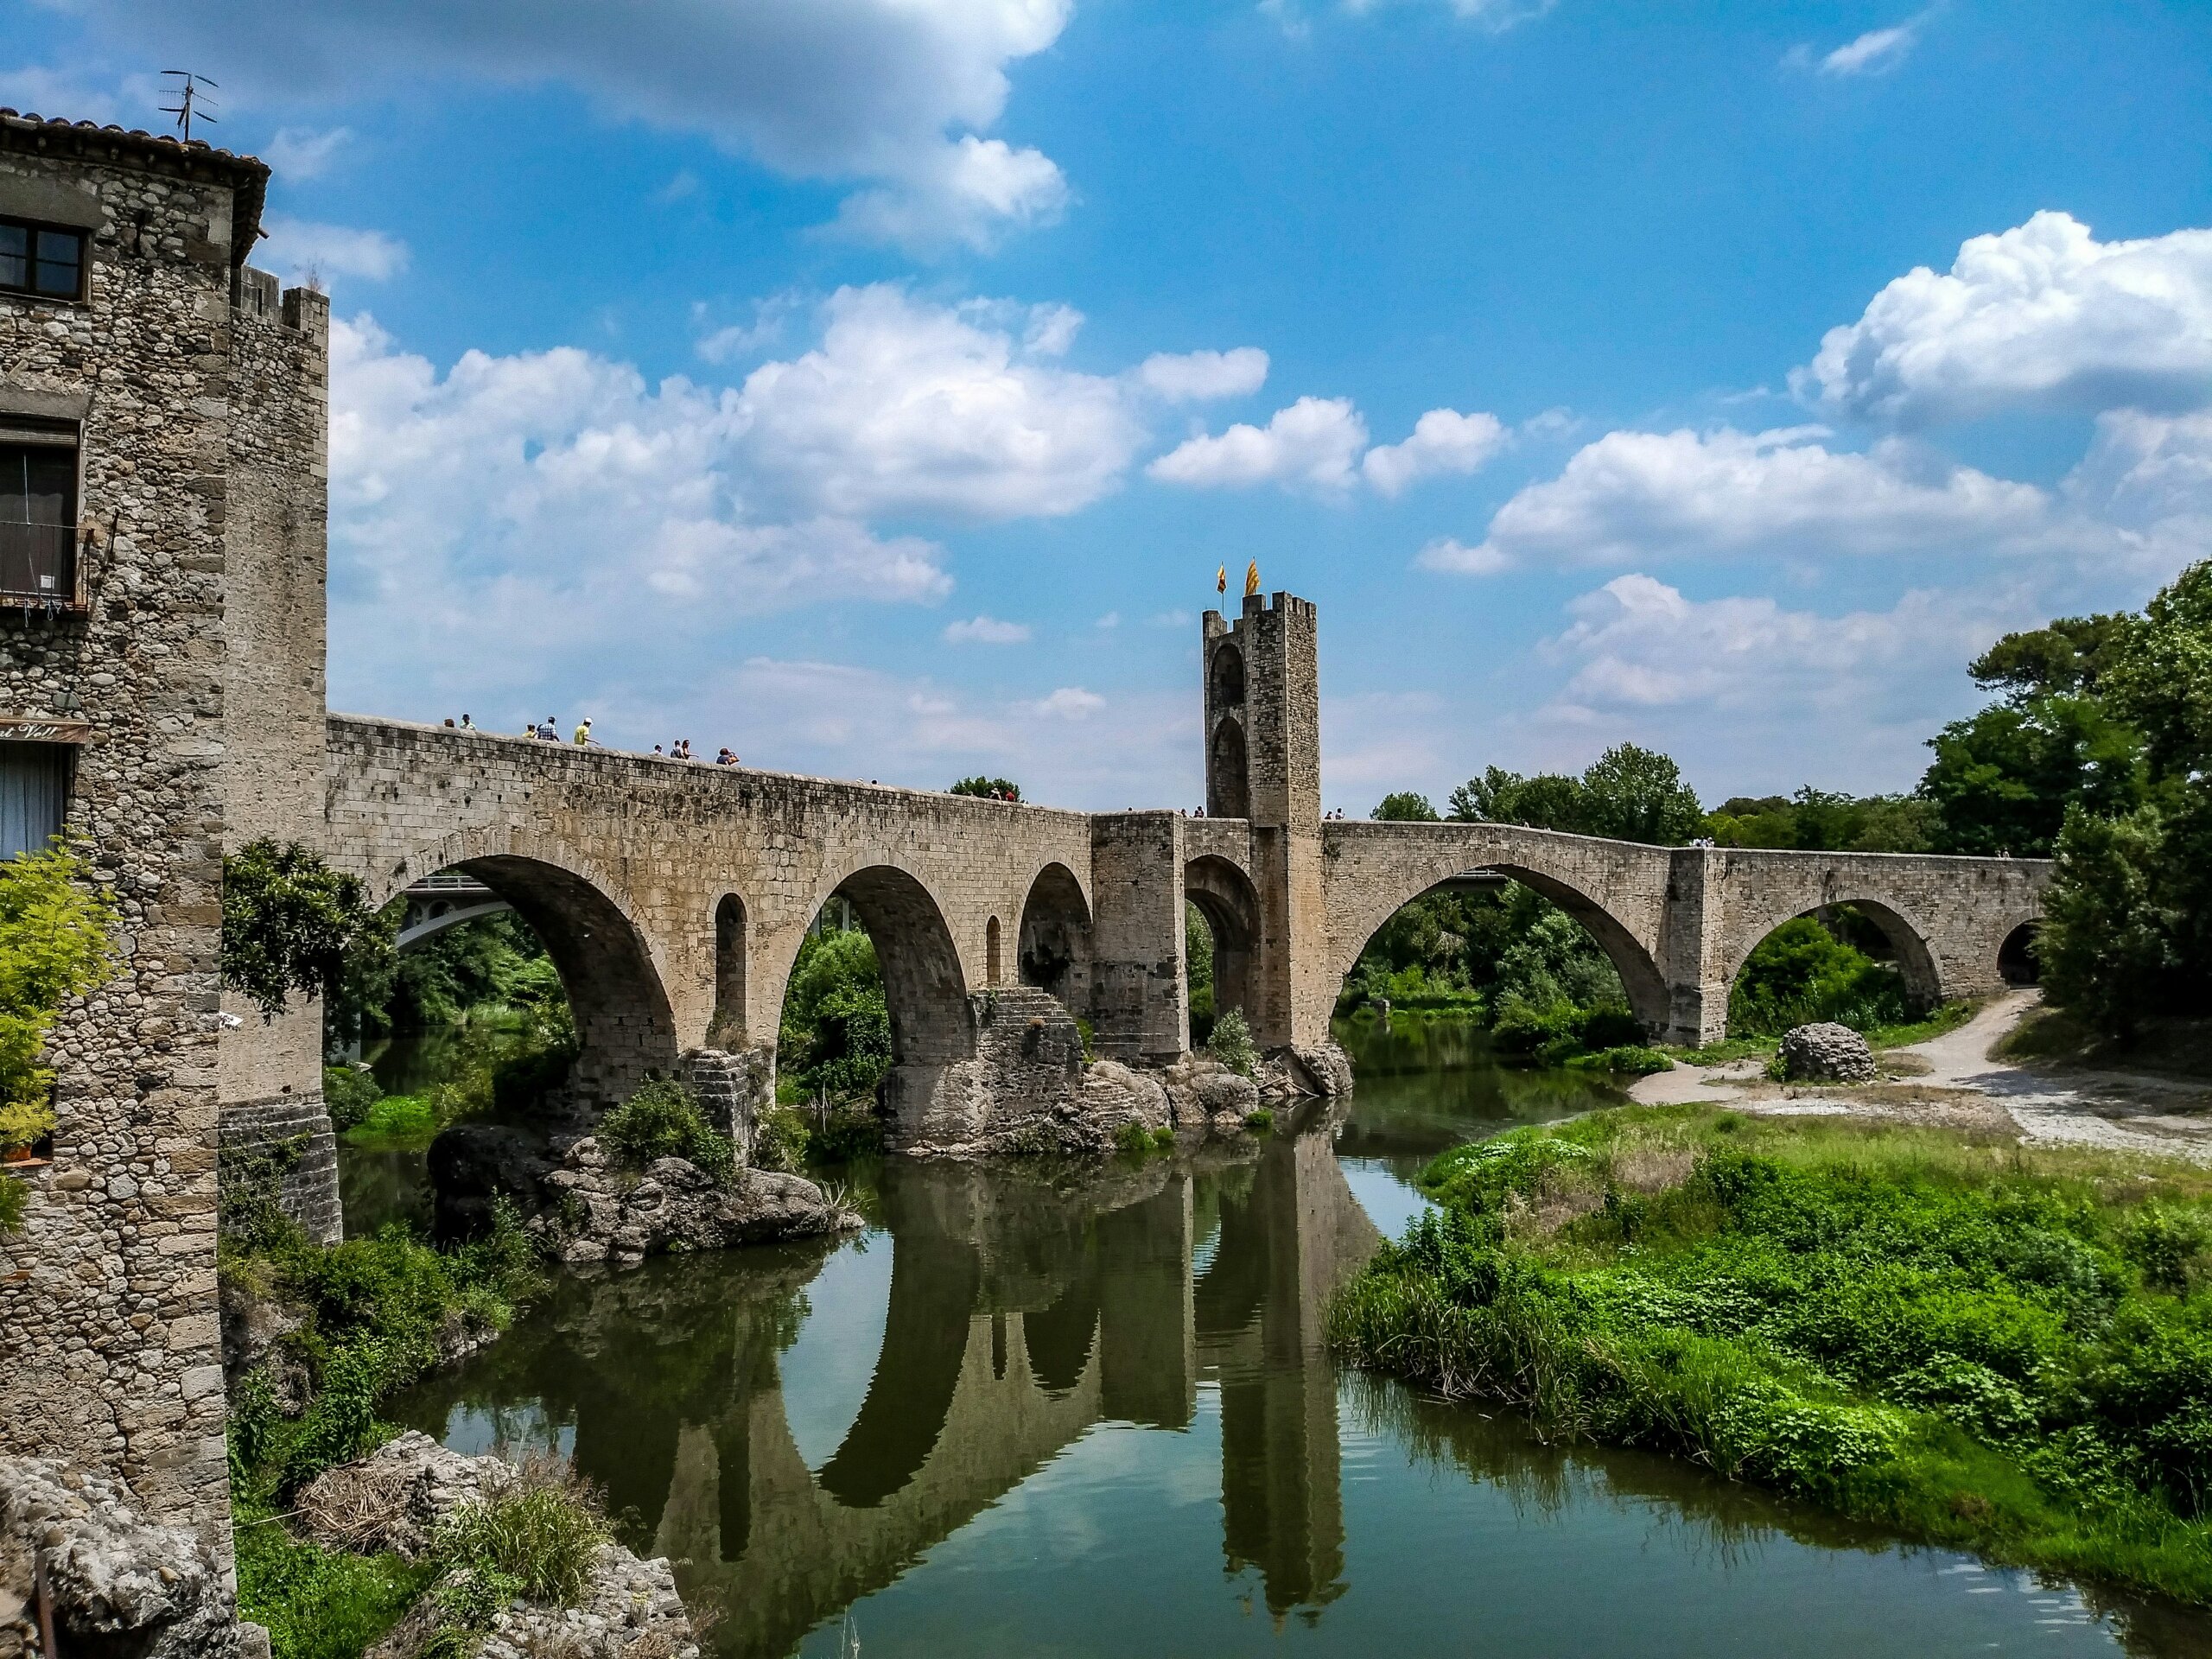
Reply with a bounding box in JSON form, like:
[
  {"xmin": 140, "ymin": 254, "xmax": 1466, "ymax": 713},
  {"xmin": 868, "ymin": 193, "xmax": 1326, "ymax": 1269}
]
[
  {"xmin": 0, "ymin": 108, "xmax": 332, "ymax": 1559},
  {"xmin": 1202, "ymin": 593, "xmax": 1331, "ymax": 1051}
]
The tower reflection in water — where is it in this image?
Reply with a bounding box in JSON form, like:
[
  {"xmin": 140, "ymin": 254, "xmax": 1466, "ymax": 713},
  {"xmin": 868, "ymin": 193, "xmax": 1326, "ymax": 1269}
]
[{"xmin": 392, "ymin": 1108, "xmax": 1382, "ymax": 1657}]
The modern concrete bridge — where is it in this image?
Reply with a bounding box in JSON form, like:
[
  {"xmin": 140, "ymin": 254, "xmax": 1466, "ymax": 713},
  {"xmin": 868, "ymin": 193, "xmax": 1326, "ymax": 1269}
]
[{"xmin": 302, "ymin": 589, "xmax": 2050, "ymax": 1155}]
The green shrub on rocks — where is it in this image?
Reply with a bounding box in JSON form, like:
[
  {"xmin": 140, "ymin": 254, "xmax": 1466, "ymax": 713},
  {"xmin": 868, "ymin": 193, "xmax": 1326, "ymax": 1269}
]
[
  {"xmin": 1563, "ymin": 1044, "xmax": 1674, "ymax": 1077},
  {"xmin": 1332, "ymin": 1105, "xmax": 2212, "ymax": 1606},
  {"xmin": 598, "ymin": 1077, "xmax": 734, "ymax": 1179},
  {"xmin": 0, "ymin": 1171, "xmax": 23, "ymax": 1233},
  {"xmin": 0, "ymin": 840, "xmax": 118, "ymax": 1154},
  {"xmin": 321, "ymin": 1065, "xmax": 382, "ymax": 1132},
  {"xmin": 1207, "ymin": 1007, "xmax": 1258, "ymax": 1077}
]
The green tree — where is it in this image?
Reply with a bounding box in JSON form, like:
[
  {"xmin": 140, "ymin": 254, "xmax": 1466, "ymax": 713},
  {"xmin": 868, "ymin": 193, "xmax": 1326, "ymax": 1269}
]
[
  {"xmin": 1918, "ymin": 696, "xmax": 2145, "ymax": 857},
  {"xmin": 1578, "ymin": 744, "xmax": 1703, "ymax": 844},
  {"xmin": 1727, "ymin": 916, "xmax": 1911, "ymax": 1035},
  {"xmin": 779, "ymin": 925, "xmax": 893, "ymax": 1103},
  {"xmin": 223, "ymin": 840, "xmax": 386, "ymax": 1020},
  {"xmin": 1374, "ymin": 791, "xmax": 1439, "ymax": 822},
  {"xmin": 0, "ymin": 842, "xmax": 120, "ymax": 1152},
  {"xmin": 1448, "ymin": 766, "xmax": 1588, "ymax": 832},
  {"xmin": 1967, "ymin": 612, "xmax": 2131, "ymax": 699},
  {"xmin": 950, "ymin": 776, "xmax": 1022, "ymax": 801},
  {"xmin": 2039, "ymin": 806, "xmax": 2179, "ymax": 1039}
]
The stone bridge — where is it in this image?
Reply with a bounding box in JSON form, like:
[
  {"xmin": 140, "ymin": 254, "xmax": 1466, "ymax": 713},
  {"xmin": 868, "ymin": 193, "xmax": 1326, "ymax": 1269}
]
[{"xmin": 294, "ymin": 589, "xmax": 2050, "ymax": 1173}]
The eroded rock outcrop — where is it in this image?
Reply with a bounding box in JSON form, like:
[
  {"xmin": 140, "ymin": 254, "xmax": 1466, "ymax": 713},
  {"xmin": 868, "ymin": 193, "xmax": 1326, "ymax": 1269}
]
[
  {"xmin": 533, "ymin": 1141, "xmax": 858, "ymax": 1268},
  {"xmin": 0, "ymin": 1458, "xmax": 234, "ymax": 1659},
  {"xmin": 1778, "ymin": 1021, "xmax": 1878, "ymax": 1084}
]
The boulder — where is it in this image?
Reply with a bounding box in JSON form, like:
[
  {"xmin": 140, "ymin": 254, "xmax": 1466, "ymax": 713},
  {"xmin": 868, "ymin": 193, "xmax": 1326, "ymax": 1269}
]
[
  {"xmin": 0, "ymin": 1458, "xmax": 235, "ymax": 1659},
  {"xmin": 534, "ymin": 1139, "xmax": 858, "ymax": 1268},
  {"xmin": 368, "ymin": 1545, "xmax": 696, "ymax": 1659},
  {"xmin": 1777, "ymin": 1022, "xmax": 1877, "ymax": 1084},
  {"xmin": 296, "ymin": 1432, "xmax": 518, "ymax": 1560}
]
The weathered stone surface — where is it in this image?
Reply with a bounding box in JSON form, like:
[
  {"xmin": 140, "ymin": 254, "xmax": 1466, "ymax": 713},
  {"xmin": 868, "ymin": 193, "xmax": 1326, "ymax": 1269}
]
[
  {"xmin": 296, "ymin": 1431, "xmax": 517, "ymax": 1560},
  {"xmin": 366, "ymin": 1545, "xmax": 697, "ymax": 1659},
  {"xmin": 1778, "ymin": 1022, "xmax": 1878, "ymax": 1084},
  {"xmin": 0, "ymin": 1457, "xmax": 236, "ymax": 1659},
  {"xmin": 533, "ymin": 1140, "xmax": 856, "ymax": 1268},
  {"xmin": 1154, "ymin": 1054, "xmax": 1262, "ymax": 1131}
]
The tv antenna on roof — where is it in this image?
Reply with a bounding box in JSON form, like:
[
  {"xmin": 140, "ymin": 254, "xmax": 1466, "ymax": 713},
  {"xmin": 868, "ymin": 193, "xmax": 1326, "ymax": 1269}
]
[{"xmin": 159, "ymin": 71, "xmax": 219, "ymax": 143}]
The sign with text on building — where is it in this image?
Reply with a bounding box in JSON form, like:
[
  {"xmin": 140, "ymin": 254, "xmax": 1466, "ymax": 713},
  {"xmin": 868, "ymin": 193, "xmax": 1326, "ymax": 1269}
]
[{"xmin": 0, "ymin": 717, "xmax": 93, "ymax": 743}]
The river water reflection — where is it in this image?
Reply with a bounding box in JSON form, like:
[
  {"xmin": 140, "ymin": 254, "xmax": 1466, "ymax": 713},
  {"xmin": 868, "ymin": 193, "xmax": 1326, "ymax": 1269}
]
[{"xmin": 379, "ymin": 1020, "xmax": 2209, "ymax": 1658}]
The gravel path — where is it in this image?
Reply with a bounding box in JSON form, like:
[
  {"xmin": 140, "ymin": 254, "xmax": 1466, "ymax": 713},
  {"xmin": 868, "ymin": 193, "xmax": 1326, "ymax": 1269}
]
[{"xmin": 1628, "ymin": 991, "xmax": 2212, "ymax": 1165}]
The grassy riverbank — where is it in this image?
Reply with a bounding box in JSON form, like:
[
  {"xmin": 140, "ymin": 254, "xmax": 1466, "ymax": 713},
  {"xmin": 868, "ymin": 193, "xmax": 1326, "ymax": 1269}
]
[
  {"xmin": 1330, "ymin": 1105, "xmax": 2212, "ymax": 1607},
  {"xmin": 221, "ymin": 1190, "xmax": 549, "ymax": 1658}
]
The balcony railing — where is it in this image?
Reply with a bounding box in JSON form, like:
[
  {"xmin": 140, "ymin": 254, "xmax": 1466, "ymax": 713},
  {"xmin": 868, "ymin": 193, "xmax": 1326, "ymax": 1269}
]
[{"xmin": 0, "ymin": 522, "xmax": 76, "ymax": 605}]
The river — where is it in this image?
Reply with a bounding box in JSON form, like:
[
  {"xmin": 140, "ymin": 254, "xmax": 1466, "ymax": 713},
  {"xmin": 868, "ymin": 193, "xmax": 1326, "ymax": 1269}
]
[{"xmin": 349, "ymin": 1019, "xmax": 2209, "ymax": 1658}]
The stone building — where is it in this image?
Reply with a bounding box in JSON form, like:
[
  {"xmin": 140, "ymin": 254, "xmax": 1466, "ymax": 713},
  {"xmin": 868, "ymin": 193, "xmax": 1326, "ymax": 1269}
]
[{"xmin": 0, "ymin": 109, "xmax": 328, "ymax": 1573}]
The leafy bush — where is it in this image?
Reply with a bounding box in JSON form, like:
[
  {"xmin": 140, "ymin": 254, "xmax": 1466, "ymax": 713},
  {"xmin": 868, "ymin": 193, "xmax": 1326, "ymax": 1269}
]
[
  {"xmin": 1243, "ymin": 1109, "xmax": 1274, "ymax": 1132},
  {"xmin": 223, "ymin": 839, "xmax": 383, "ymax": 1020},
  {"xmin": 1207, "ymin": 1007, "xmax": 1258, "ymax": 1077},
  {"xmin": 949, "ymin": 775, "xmax": 1021, "ymax": 800},
  {"xmin": 1728, "ymin": 916, "xmax": 1913, "ymax": 1036},
  {"xmin": 1334, "ymin": 1106, "xmax": 2212, "ymax": 1606},
  {"xmin": 597, "ymin": 1078, "xmax": 733, "ymax": 1178},
  {"xmin": 0, "ymin": 1172, "xmax": 23, "ymax": 1233},
  {"xmin": 490, "ymin": 1041, "xmax": 576, "ymax": 1116},
  {"xmin": 1564, "ymin": 1045, "xmax": 1674, "ymax": 1077},
  {"xmin": 322, "ymin": 1065, "xmax": 382, "ymax": 1133},
  {"xmin": 343, "ymin": 1094, "xmax": 439, "ymax": 1148},
  {"xmin": 0, "ymin": 842, "xmax": 118, "ymax": 1151},
  {"xmin": 235, "ymin": 1519, "xmax": 435, "ymax": 1659}
]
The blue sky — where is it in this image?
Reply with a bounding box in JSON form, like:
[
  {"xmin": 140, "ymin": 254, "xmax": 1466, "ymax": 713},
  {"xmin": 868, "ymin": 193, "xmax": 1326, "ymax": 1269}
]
[{"xmin": 8, "ymin": 0, "xmax": 2210, "ymax": 810}]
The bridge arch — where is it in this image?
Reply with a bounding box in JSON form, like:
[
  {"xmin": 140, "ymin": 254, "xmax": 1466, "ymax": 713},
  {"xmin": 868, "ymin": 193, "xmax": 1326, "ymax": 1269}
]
[
  {"xmin": 1721, "ymin": 893, "xmax": 1944, "ymax": 1016},
  {"xmin": 387, "ymin": 847, "xmax": 680, "ymax": 1112},
  {"xmin": 803, "ymin": 862, "xmax": 976, "ymax": 1068},
  {"xmin": 1208, "ymin": 719, "xmax": 1249, "ymax": 821},
  {"xmin": 1999, "ymin": 920, "xmax": 2041, "ymax": 986},
  {"xmin": 1016, "ymin": 861, "xmax": 1092, "ymax": 1013},
  {"xmin": 1186, "ymin": 855, "xmax": 1261, "ymax": 1029},
  {"xmin": 710, "ymin": 893, "xmax": 747, "ymax": 1046}
]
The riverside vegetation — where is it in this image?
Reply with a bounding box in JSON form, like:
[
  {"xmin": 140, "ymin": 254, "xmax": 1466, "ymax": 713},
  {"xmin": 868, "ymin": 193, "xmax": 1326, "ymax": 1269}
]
[{"xmin": 1331, "ymin": 1104, "xmax": 2212, "ymax": 1608}]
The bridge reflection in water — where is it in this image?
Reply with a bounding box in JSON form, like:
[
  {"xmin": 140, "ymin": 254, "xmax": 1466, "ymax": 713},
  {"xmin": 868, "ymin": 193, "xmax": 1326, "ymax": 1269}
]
[{"xmin": 393, "ymin": 1110, "xmax": 1382, "ymax": 1656}]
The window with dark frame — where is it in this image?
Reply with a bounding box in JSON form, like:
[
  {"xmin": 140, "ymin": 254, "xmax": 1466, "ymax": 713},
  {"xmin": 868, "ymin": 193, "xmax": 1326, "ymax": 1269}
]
[
  {"xmin": 0, "ymin": 431, "xmax": 79, "ymax": 601},
  {"xmin": 0, "ymin": 218, "xmax": 86, "ymax": 301}
]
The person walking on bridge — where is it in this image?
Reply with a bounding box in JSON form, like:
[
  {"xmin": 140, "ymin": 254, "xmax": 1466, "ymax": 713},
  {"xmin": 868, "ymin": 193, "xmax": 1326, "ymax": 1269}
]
[{"xmin": 573, "ymin": 718, "xmax": 593, "ymax": 746}]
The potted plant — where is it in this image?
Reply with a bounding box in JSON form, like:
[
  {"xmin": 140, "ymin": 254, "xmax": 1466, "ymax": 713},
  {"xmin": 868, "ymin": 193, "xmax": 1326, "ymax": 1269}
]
[{"xmin": 0, "ymin": 1097, "xmax": 51, "ymax": 1166}]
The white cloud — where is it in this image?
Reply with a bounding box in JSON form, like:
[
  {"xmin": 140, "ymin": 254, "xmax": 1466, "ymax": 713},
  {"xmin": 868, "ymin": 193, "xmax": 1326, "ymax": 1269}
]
[
  {"xmin": 259, "ymin": 215, "xmax": 410, "ymax": 285},
  {"xmin": 1525, "ymin": 572, "xmax": 2034, "ymax": 793},
  {"xmin": 1150, "ymin": 397, "xmax": 1504, "ymax": 497},
  {"xmin": 1362, "ymin": 407, "xmax": 1507, "ymax": 495},
  {"xmin": 1135, "ymin": 348, "xmax": 1270, "ymax": 403},
  {"xmin": 944, "ymin": 613, "xmax": 1032, "ymax": 644},
  {"xmin": 832, "ymin": 134, "xmax": 1070, "ymax": 251},
  {"xmin": 1033, "ymin": 686, "xmax": 1105, "ymax": 719},
  {"xmin": 0, "ymin": 65, "xmax": 143, "ymax": 124},
  {"xmin": 1414, "ymin": 536, "xmax": 1512, "ymax": 575},
  {"xmin": 1148, "ymin": 609, "xmax": 1194, "ymax": 628},
  {"xmin": 324, "ymin": 311, "xmax": 950, "ymax": 725},
  {"xmin": 1442, "ymin": 423, "xmax": 2098, "ymax": 572},
  {"xmin": 1147, "ymin": 396, "xmax": 1370, "ymax": 493},
  {"xmin": 1798, "ymin": 212, "xmax": 2212, "ymax": 427},
  {"xmin": 1783, "ymin": 16, "xmax": 1926, "ymax": 78},
  {"xmin": 69, "ymin": 0, "xmax": 1074, "ymax": 250},
  {"xmin": 1095, "ymin": 611, "xmax": 1121, "ymax": 628},
  {"xmin": 1332, "ymin": 0, "xmax": 1555, "ymax": 31},
  {"xmin": 264, "ymin": 125, "xmax": 352, "ymax": 178},
  {"xmin": 735, "ymin": 285, "xmax": 1152, "ymax": 521},
  {"xmin": 695, "ymin": 294, "xmax": 799, "ymax": 365}
]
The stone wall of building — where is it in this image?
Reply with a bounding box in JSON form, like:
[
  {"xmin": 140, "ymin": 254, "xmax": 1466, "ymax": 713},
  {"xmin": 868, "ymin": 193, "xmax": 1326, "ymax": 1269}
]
[{"xmin": 0, "ymin": 112, "xmax": 271, "ymax": 1569}]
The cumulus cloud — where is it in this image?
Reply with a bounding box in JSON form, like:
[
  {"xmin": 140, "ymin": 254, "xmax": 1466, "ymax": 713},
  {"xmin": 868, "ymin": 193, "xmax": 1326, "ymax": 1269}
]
[
  {"xmin": 264, "ymin": 125, "xmax": 352, "ymax": 178},
  {"xmin": 259, "ymin": 215, "xmax": 410, "ymax": 285},
  {"xmin": 1437, "ymin": 423, "xmax": 2099, "ymax": 572},
  {"xmin": 734, "ymin": 285, "xmax": 1149, "ymax": 521},
  {"xmin": 1136, "ymin": 347, "xmax": 1270, "ymax": 403},
  {"xmin": 1148, "ymin": 397, "xmax": 1368, "ymax": 493},
  {"xmin": 1784, "ymin": 14, "xmax": 1927, "ymax": 77},
  {"xmin": 1149, "ymin": 399, "xmax": 1503, "ymax": 497},
  {"xmin": 1362, "ymin": 407, "xmax": 1507, "ymax": 495},
  {"xmin": 1332, "ymin": 0, "xmax": 1555, "ymax": 31},
  {"xmin": 1414, "ymin": 536, "xmax": 1512, "ymax": 576},
  {"xmin": 943, "ymin": 613, "xmax": 1031, "ymax": 644},
  {"xmin": 63, "ymin": 0, "xmax": 1073, "ymax": 250},
  {"xmin": 1797, "ymin": 212, "xmax": 2212, "ymax": 427},
  {"xmin": 1033, "ymin": 686, "xmax": 1105, "ymax": 719}
]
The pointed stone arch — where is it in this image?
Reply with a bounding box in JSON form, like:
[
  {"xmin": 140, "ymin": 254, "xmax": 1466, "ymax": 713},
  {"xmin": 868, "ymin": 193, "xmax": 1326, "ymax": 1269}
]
[{"xmin": 1016, "ymin": 861, "xmax": 1092, "ymax": 1014}]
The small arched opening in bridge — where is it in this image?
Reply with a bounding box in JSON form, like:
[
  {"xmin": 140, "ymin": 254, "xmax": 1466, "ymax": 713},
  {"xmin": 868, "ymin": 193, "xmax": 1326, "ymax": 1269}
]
[
  {"xmin": 1185, "ymin": 855, "xmax": 1260, "ymax": 1047},
  {"xmin": 709, "ymin": 893, "xmax": 747, "ymax": 1046},
  {"xmin": 1208, "ymin": 718, "xmax": 1249, "ymax": 822},
  {"xmin": 1335, "ymin": 865, "xmax": 1671, "ymax": 1040},
  {"xmin": 1999, "ymin": 921, "xmax": 2042, "ymax": 987},
  {"xmin": 1726, "ymin": 901, "xmax": 1941, "ymax": 1040},
  {"xmin": 1210, "ymin": 640, "xmax": 1246, "ymax": 708},
  {"xmin": 777, "ymin": 867, "xmax": 974, "ymax": 1115},
  {"xmin": 986, "ymin": 916, "xmax": 1003, "ymax": 986},
  {"xmin": 1017, "ymin": 862, "xmax": 1092, "ymax": 1013},
  {"xmin": 367, "ymin": 856, "xmax": 676, "ymax": 1118}
]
